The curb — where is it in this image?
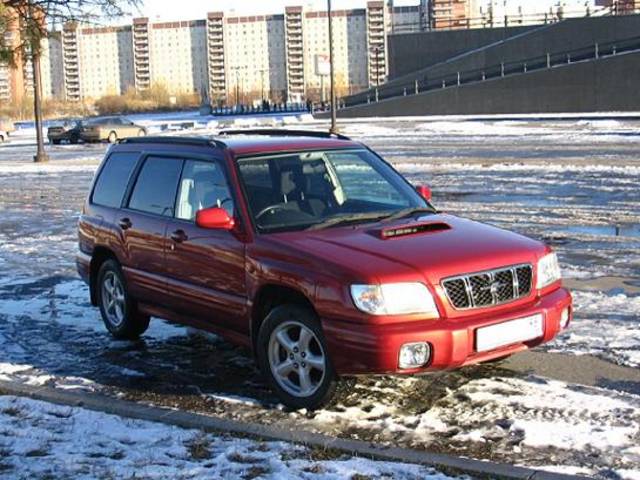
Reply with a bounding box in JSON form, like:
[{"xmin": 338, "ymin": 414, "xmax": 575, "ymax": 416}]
[{"xmin": 0, "ymin": 380, "xmax": 589, "ymax": 480}]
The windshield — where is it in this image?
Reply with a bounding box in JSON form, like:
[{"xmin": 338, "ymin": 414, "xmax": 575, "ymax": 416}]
[{"xmin": 237, "ymin": 148, "xmax": 430, "ymax": 233}]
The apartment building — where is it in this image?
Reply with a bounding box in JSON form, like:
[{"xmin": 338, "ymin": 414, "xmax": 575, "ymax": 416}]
[
  {"xmin": 200, "ymin": 3, "xmax": 420, "ymax": 104},
  {"xmin": 596, "ymin": 0, "xmax": 640, "ymax": 13},
  {"xmin": 77, "ymin": 26, "xmax": 134, "ymax": 99},
  {"xmin": 430, "ymin": 0, "xmax": 477, "ymax": 29},
  {"xmin": 40, "ymin": 35, "xmax": 65, "ymax": 99},
  {"xmin": 60, "ymin": 24, "xmax": 134, "ymax": 101},
  {"xmin": 475, "ymin": 0, "xmax": 604, "ymax": 27},
  {"xmin": 146, "ymin": 19, "xmax": 208, "ymax": 95},
  {"xmin": 5, "ymin": 0, "xmax": 618, "ymax": 106},
  {"xmin": 221, "ymin": 14, "xmax": 287, "ymax": 104},
  {"xmin": 0, "ymin": 14, "xmax": 64, "ymax": 104}
]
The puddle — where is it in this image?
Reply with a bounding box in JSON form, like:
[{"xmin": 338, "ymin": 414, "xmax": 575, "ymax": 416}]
[{"xmin": 564, "ymin": 224, "xmax": 640, "ymax": 238}]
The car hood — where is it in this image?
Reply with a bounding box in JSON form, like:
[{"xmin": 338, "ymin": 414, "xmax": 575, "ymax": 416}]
[{"xmin": 268, "ymin": 213, "xmax": 547, "ymax": 285}]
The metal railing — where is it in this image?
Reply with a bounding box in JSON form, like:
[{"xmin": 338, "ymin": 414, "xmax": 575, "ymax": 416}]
[
  {"xmin": 391, "ymin": 5, "xmax": 621, "ymax": 34},
  {"xmin": 341, "ymin": 35, "xmax": 640, "ymax": 110}
]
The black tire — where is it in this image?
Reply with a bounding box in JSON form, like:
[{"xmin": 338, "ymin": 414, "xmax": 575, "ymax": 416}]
[
  {"xmin": 52, "ymin": 139, "xmax": 61, "ymax": 145},
  {"xmin": 96, "ymin": 259, "xmax": 150, "ymax": 340},
  {"xmin": 137, "ymin": 129, "xmax": 146, "ymax": 137},
  {"xmin": 256, "ymin": 304, "xmax": 341, "ymax": 410},
  {"xmin": 70, "ymin": 137, "xmax": 79, "ymax": 144},
  {"xmin": 107, "ymin": 131, "xmax": 118, "ymax": 143}
]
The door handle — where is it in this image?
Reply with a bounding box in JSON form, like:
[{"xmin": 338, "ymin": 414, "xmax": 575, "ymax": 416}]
[
  {"xmin": 118, "ymin": 217, "xmax": 132, "ymax": 230},
  {"xmin": 170, "ymin": 229, "xmax": 188, "ymax": 243}
]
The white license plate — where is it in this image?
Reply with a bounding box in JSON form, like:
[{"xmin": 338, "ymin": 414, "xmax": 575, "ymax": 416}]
[{"xmin": 476, "ymin": 314, "xmax": 544, "ymax": 353}]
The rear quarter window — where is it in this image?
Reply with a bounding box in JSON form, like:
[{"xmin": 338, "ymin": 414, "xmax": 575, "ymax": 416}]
[{"xmin": 91, "ymin": 152, "xmax": 140, "ymax": 208}]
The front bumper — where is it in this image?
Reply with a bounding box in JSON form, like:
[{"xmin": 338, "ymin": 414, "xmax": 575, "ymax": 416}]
[{"xmin": 323, "ymin": 287, "xmax": 572, "ymax": 375}]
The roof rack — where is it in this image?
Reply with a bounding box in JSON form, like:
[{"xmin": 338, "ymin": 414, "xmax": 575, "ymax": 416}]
[
  {"xmin": 119, "ymin": 136, "xmax": 226, "ymax": 148},
  {"xmin": 218, "ymin": 128, "xmax": 351, "ymax": 141}
]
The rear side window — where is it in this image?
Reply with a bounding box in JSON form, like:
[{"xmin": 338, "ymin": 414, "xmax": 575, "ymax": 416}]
[
  {"xmin": 92, "ymin": 152, "xmax": 139, "ymax": 208},
  {"xmin": 128, "ymin": 156, "xmax": 183, "ymax": 216}
]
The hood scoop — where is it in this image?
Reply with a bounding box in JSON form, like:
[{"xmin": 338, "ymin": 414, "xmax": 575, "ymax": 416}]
[{"xmin": 374, "ymin": 221, "xmax": 451, "ymax": 240}]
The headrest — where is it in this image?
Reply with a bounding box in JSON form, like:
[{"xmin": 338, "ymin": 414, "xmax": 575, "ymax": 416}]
[{"xmin": 279, "ymin": 161, "xmax": 304, "ymax": 197}]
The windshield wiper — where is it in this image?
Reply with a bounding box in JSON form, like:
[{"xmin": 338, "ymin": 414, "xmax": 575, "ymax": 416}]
[
  {"xmin": 306, "ymin": 212, "xmax": 391, "ymax": 231},
  {"xmin": 383, "ymin": 207, "xmax": 437, "ymax": 223}
]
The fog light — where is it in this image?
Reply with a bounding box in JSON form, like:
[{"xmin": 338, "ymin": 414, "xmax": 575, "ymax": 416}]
[
  {"xmin": 399, "ymin": 342, "xmax": 431, "ymax": 369},
  {"xmin": 560, "ymin": 307, "xmax": 571, "ymax": 329}
]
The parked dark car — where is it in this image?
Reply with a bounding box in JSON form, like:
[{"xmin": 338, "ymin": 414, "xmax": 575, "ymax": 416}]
[
  {"xmin": 77, "ymin": 131, "xmax": 572, "ymax": 409},
  {"xmin": 47, "ymin": 119, "xmax": 83, "ymax": 144},
  {"xmin": 79, "ymin": 116, "xmax": 147, "ymax": 143}
]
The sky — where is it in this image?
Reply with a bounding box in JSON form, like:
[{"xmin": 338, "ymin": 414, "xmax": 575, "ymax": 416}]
[{"xmin": 127, "ymin": 0, "xmax": 421, "ymax": 22}]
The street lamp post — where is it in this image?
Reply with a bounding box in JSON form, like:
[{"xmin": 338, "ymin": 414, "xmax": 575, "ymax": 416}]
[
  {"xmin": 259, "ymin": 68, "xmax": 267, "ymax": 103},
  {"xmin": 327, "ymin": 0, "xmax": 337, "ymax": 134},
  {"xmin": 231, "ymin": 65, "xmax": 246, "ymax": 109},
  {"xmin": 28, "ymin": 1, "xmax": 48, "ymax": 163},
  {"xmin": 374, "ymin": 46, "xmax": 381, "ymax": 86}
]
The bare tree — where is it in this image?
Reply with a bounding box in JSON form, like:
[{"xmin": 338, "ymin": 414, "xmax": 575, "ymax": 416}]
[{"xmin": 0, "ymin": 0, "xmax": 140, "ymax": 162}]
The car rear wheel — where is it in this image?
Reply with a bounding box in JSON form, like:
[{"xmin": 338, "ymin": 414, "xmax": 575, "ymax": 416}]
[
  {"xmin": 107, "ymin": 131, "xmax": 118, "ymax": 143},
  {"xmin": 257, "ymin": 304, "xmax": 340, "ymax": 410},
  {"xmin": 97, "ymin": 259, "xmax": 149, "ymax": 340},
  {"xmin": 137, "ymin": 129, "xmax": 146, "ymax": 137}
]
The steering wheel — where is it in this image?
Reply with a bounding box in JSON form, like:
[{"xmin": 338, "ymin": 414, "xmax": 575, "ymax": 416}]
[{"xmin": 255, "ymin": 204, "xmax": 289, "ymax": 221}]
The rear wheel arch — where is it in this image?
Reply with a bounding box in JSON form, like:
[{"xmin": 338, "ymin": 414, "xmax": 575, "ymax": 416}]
[
  {"xmin": 89, "ymin": 247, "xmax": 118, "ymax": 305},
  {"xmin": 250, "ymin": 284, "xmax": 318, "ymax": 353}
]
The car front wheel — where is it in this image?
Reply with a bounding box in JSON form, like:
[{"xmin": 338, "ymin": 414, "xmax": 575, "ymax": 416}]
[
  {"xmin": 97, "ymin": 259, "xmax": 149, "ymax": 340},
  {"xmin": 107, "ymin": 131, "xmax": 118, "ymax": 143},
  {"xmin": 257, "ymin": 304, "xmax": 340, "ymax": 410}
]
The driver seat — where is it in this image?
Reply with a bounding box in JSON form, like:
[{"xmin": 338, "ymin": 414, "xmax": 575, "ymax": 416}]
[{"xmin": 280, "ymin": 165, "xmax": 325, "ymax": 217}]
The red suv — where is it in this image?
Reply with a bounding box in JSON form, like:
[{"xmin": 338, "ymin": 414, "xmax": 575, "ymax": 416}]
[{"xmin": 77, "ymin": 131, "xmax": 572, "ymax": 409}]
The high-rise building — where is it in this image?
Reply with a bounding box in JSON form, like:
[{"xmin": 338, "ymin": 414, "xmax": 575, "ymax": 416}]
[
  {"xmin": 49, "ymin": 3, "xmax": 423, "ymax": 105},
  {"xmin": 430, "ymin": 0, "xmax": 476, "ymax": 29},
  {"xmin": 596, "ymin": 0, "xmax": 640, "ymax": 13},
  {"xmin": 3, "ymin": 0, "xmax": 619, "ymax": 106},
  {"xmin": 475, "ymin": 1, "xmax": 603, "ymax": 27},
  {"xmin": 0, "ymin": 6, "xmax": 64, "ymax": 104}
]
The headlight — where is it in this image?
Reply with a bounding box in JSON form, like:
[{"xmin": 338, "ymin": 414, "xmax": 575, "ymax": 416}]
[
  {"xmin": 536, "ymin": 252, "xmax": 562, "ymax": 289},
  {"xmin": 350, "ymin": 283, "xmax": 440, "ymax": 316}
]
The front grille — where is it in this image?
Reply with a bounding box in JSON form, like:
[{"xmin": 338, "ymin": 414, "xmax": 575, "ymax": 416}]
[{"xmin": 442, "ymin": 264, "xmax": 533, "ymax": 310}]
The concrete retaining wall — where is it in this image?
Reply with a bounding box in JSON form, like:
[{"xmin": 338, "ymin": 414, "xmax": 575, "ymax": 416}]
[
  {"xmin": 388, "ymin": 14, "xmax": 640, "ymax": 83},
  {"xmin": 388, "ymin": 24, "xmax": 537, "ymax": 79},
  {"xmin": 334, "ymin": 51, "xmax": 640, "ymax": 117}
]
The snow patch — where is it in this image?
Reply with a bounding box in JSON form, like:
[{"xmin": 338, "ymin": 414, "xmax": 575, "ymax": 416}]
[{"xmin": 0, "ymin": 395, "xmax": 457, "ymax": 480}]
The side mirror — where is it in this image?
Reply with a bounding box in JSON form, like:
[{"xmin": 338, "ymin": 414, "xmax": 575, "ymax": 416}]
[
  {"xmin": 416, "ymin": 185, "xmax": 432, "ymax": 202},
  {"xmin": 195, "ymin": 207, "xmax": 235, "ymax": 230}
]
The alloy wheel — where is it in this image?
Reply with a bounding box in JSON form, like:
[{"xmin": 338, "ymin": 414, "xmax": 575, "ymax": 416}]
[
  {"xmin": 101, "ymin": 271, "xmax": 126, "ymax": 327},
  {"xmin": 268, "ymin": 321, "xmax": 326, "ymax": 397}
]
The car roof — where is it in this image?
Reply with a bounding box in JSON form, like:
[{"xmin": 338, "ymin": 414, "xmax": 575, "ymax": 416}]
[
  {"xmin": 117, "ymin": 132, "xmax": 360, "ymax": 157},
  {"xmin": 220, "ymin": 135, "xmax": 359, "ymax": 157}
]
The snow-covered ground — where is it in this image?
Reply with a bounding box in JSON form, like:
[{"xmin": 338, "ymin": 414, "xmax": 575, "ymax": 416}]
[
  {"xmin": 0, "ymin": 395, "xmax": 459, "ymax": 480},
  {"xmin": 0, "ymin": 114, "xmax": 639, "ymax": 478}
]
